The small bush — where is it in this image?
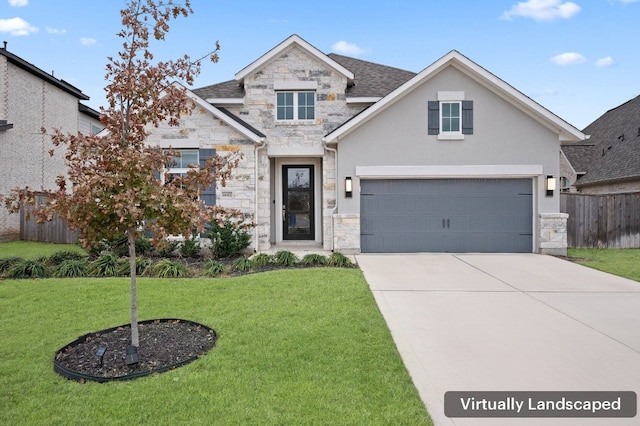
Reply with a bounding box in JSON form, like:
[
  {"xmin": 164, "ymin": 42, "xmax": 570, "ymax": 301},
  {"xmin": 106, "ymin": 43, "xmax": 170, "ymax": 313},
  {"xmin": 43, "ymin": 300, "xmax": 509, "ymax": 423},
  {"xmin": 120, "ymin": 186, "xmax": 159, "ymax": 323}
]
[
  {"xmin": 206, "ymin": 216, "xmax": 253, "ymax": 258},
  {"xmin": 116, "ymin": 257, "xmax": 151, "ymax": 276},
  {"xmin": 300, "ymin": 253, "xmax": 327, "ymax": 267},
  {"xmin": 157, "ymin": 240, "xmax": 179, "ymax": 258},
  {"xmin": 135, "ymin": 237, "xmax": 153, "ymax": 256},
  {"xmin": 0, "ymin": 257, "xmax": 23, "ymax": 276},
  {"xmin": 273, "ymin": 251, "xmax": 298, "ymax": 267},
  {"xmin": 327, "ymin": 252, "xmax": 354, "ymax": 268},
  {"xmin": 152, "ymin": 259, "xmax": 190, "ymax": 278},
  {"xmin": 203, "ymin": 259, "xmax": 226, "ymax": 277},
  {"xmin": 251, "ymin": 253, "xmax": 272, "ymax": 268},
  {"xmin": 89, "ymin": 253, "xmax": 120, "ymax": 277},
  {"xmin": 47, "ymin": 251, "xmax": 87, "ymax": 266},
  {"xmin": 231, "ymin": 257, "xmax": 254, "ymax": 273},
  {"xmin": 53, "ymin": 259, "xmax": 89, "ymax": 278},
  {"xmin": 6, "ymin": 258, "xmax": 48, "ymax": 279},
  {"xmin": 180, "ymin": 237, "xmax": 201, "ymax": 258}
]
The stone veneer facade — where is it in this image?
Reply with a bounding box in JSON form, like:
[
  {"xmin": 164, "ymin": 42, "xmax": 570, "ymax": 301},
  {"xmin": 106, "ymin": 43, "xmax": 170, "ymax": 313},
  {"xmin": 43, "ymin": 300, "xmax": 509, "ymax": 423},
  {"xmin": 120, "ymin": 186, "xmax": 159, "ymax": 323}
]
[{"xmin": 538, "ymin": 213, "xmax": 569, "ymax": 256}]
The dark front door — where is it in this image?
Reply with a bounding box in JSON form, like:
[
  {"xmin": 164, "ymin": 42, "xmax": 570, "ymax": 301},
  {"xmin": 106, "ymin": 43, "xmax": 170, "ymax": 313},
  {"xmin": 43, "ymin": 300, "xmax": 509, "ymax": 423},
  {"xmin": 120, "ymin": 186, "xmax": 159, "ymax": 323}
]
[{"xmin": 283, "ymin": 165, "xmax": 314, "ymax": 240}]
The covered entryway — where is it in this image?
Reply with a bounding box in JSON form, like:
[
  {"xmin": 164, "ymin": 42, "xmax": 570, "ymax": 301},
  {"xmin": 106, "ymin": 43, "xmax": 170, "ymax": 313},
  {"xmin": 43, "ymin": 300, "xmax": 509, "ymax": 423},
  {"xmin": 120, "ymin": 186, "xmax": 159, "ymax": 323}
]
[{"xmin": 360, "ymin": 178, "xmax": 532, "ymax": 253}]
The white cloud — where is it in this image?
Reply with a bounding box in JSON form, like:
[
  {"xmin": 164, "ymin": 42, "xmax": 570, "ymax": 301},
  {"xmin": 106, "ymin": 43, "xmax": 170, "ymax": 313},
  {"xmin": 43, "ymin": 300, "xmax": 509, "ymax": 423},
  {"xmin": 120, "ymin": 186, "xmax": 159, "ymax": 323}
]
[
  {"xmin": 46, "ymin": 27, "xmax": 66, "ymax": 35},
  {"xmin": 595, "ymin": 56, "xmax": 615, "ymax": 67},
  {"xmin": 80, "ymin": 37, "xmax": 96, "ymax": 46},
  {"xmin": 331, "ymin": 40, "xmax": 366, "ymax": 56},
  {"xmin": 8, "ymin": 0, "xmax": 28, "ymax": 7},
  {"xmin": 502, "ymin": 0, "xmax": 581, "ymax": 21},
  {"xmin": 0, "ymin": 17, "xmax": 37, "ymax": 36},
  {"xmin": 550, "ymin": 52, "xmax": 586, "ymax": 65}
]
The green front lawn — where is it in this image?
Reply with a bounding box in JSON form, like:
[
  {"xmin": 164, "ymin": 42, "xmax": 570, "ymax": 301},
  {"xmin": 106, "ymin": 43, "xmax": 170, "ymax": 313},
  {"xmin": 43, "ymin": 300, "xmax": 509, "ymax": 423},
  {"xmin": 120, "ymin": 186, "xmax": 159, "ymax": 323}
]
[
  {"xmin": 568, "ymin": 248, "xmax": 640, "ymax": 282},
  {"xmin": 0, "ymin": 269, "xmax": 432, "ymax": 425},
  {"xmin": 0, "ymin": 241, "xmax": 86, "ymax": 259}
]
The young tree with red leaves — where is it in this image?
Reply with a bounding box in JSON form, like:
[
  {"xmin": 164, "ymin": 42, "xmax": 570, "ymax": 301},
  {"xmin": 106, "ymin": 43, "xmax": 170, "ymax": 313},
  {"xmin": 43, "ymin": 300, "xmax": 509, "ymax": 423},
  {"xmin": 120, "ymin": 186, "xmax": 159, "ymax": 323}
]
[{"xmin": 3, "ymin": 0, "xmax": 239, "ymax": 357}]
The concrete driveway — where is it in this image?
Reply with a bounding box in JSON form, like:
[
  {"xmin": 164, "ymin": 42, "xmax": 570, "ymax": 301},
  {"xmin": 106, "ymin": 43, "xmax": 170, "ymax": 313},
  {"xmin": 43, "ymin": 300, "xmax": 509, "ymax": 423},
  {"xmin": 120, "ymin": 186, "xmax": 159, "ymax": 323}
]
[{"xmin": 356, "ymin": 253, "xmax": 640, "ymax": 425}]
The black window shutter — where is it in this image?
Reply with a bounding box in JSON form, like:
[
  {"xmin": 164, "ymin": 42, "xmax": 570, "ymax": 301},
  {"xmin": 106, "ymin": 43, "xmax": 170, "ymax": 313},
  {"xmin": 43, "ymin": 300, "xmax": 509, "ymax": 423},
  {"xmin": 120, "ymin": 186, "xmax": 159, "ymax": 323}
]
[
  {"xmin": 462, "ymin": 100, "xmax": 473, "ymax": 135},
  {"xmin": 428, "ymin": 101, "xmax": 439, "ymax": 135},
  {"xmin": 199, "ymin": 148, "xmax": 216, "ymax": 206}
]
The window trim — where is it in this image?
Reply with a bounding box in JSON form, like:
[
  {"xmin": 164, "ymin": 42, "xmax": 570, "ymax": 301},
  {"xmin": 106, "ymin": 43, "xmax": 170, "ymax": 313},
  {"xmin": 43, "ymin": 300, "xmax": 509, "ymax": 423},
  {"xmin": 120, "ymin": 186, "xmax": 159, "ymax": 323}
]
[
  {"xmin": 439, "ymin": 101, "xmax": 462, "ymax": 137},
  {"xmin": 276, "ymin": 90, "xmax": 315, "ymax": 121}
]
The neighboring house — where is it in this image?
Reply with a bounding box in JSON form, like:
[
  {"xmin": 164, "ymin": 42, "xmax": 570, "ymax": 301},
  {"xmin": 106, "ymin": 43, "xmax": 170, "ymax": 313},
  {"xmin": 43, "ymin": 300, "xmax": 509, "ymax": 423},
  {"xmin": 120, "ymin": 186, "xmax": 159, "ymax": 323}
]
[
  {"xmin": 0, "ymin": 45, "xmax": 102, "ymax": 241},
  {"xmin": 147, "ymin": 34, "xmax": 585, "ymax": 255},
  {"xmin": 561, "ymin": 94, "xmax": 640, "ymax": 194}
]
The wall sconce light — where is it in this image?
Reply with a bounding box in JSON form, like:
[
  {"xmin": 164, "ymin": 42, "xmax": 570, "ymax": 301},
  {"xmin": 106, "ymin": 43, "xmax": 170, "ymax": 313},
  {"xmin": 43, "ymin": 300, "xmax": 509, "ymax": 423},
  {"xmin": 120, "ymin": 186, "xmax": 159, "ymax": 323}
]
[
  {"xmin": 345, "ymin": 176, "xmax": 353, "ymax": 198},
  {"xmin": 546, "ymin": 175, "xmax": 556, "ymax": 197}
]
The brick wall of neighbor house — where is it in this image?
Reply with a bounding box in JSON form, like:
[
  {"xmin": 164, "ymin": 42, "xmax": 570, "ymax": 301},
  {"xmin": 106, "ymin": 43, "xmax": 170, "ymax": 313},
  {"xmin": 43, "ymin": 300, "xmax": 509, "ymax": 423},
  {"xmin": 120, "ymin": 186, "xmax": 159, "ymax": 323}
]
[
  {"xmin": 559, "ymin": 151, "xmax": 579, "ymax": 193},
  {"xmin": 577, "ymin": 180, "xmax": 640, "ymax": 194},
  {"xmin": 538, "ymin": 213, "xmax": 568, "ymax": 256},
  {"xmin": 0, "ymin": 61, "xmax": 80, "ymax": 241}
]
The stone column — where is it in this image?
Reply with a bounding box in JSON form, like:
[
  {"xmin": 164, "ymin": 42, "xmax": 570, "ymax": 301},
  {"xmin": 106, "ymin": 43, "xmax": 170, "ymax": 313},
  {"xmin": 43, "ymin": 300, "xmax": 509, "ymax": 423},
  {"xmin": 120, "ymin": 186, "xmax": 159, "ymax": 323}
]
[{"xmin": 538, "ymin": 213, "xmax": 568, "ymax": 256}]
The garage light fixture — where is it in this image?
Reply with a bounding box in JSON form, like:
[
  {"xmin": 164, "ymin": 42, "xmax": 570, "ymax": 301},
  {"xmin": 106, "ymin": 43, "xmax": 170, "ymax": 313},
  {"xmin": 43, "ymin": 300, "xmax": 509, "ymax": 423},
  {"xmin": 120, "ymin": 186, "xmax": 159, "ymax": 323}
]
[
  {"xmin": 345, "ymin": 176, "xmax": 353, "ymax": 198},
  {"xmin": 546, "ymin": 175, "xmax": 556, "ymax": 197}
]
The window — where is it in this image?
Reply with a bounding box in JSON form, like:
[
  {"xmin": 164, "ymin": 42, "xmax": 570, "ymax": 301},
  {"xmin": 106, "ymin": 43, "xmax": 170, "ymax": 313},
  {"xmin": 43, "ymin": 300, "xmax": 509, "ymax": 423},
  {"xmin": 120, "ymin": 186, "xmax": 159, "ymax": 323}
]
[
  {"xmin": 441, "ymin": 102, "xmax": 461, "ymax": 133},
  {"xmin": 162, "ymin": 148, "xmax": 216, "ymax": 206},
  {"xmin": 560, "ymin": 176, "xmax": 571, "ymax": 192},
  {"xmin": 428, "ymin": 92, "xmax": 473, "ymax": 139},
  {"xmin": 276, "ymin": 91, "xmax": 315, "ymax": 120}
]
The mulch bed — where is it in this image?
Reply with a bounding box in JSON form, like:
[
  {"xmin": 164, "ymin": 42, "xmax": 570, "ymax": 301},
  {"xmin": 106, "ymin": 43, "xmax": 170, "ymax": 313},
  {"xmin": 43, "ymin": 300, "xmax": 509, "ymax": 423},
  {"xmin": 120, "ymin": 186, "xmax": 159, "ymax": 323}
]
[{"xmin": 54, "ymin": 319, "xmax": 216, "ymax": 382}]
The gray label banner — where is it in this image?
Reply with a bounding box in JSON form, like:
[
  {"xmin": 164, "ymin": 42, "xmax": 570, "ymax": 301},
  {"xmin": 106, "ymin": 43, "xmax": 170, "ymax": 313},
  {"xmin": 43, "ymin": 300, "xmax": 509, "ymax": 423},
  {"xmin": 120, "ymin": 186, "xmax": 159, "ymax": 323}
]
[{"xmin": 445, "ymin": 391, "xmax": 637, "ymax": 418}]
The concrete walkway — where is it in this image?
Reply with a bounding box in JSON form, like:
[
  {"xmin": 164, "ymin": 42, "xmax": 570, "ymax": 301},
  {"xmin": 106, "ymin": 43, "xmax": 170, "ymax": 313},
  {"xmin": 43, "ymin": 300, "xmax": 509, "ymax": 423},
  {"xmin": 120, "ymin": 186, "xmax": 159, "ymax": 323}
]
[{"xmin": 356, "ymin": 253, "xmax": 640, "ymax": 425}]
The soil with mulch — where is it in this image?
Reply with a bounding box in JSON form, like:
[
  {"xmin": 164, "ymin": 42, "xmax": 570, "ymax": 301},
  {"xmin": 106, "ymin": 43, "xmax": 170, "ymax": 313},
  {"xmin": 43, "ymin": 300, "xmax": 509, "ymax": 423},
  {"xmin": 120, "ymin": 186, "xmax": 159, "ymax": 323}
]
[{"xmin": 54, "ymin": 319, "xmax": 216, "ymax": 382}]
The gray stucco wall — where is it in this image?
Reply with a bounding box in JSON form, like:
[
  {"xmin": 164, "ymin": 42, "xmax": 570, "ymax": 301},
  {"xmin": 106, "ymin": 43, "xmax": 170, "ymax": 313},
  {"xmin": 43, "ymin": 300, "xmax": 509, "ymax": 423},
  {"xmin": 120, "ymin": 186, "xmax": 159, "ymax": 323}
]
[{"xmin": 335, "ymin": 66, "xmax": 561, "ymax": 215}]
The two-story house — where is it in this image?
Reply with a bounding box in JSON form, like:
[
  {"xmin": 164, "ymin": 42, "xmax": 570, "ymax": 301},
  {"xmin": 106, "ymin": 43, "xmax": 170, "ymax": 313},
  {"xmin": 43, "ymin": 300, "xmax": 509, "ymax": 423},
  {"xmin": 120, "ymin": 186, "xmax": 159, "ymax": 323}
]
[
  {"xmin": 146, "ymin": 35, "xmax": 588, "ymax": 255},
  {"xmin": 0, "ymin": 45, "xmax": 102, "ymax": 241}
]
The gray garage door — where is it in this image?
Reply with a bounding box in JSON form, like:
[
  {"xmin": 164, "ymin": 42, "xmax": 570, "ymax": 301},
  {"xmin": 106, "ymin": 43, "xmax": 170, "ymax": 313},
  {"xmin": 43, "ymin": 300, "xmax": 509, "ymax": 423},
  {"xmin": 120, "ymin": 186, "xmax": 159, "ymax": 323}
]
[{"xmin": 360, "ymin": 179, "xmax": 532, "ymax": 253}]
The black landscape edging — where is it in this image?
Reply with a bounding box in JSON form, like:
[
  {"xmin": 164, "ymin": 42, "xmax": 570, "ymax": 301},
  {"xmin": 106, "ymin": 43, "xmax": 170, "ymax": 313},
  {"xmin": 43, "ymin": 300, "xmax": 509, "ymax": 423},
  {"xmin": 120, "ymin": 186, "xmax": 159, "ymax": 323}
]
[{"xmin": 53, "ymin": 318, "xmax": 217, "ymax": 383}]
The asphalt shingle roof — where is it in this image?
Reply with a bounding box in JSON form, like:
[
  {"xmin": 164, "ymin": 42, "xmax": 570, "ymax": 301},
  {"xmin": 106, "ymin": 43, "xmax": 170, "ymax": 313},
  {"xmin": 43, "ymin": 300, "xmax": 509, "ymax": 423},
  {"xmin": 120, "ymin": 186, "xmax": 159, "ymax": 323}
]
[
  {"xmin": 561, "ymin": 144, "xmax": 595, "ymax": 174},
  {"xmin": 573, "ymin": 94, "xmax": 640, "ymax": 187},
  {"xmin": 192, "ymin": 53, "xmax": 416, "ymax": 101}
]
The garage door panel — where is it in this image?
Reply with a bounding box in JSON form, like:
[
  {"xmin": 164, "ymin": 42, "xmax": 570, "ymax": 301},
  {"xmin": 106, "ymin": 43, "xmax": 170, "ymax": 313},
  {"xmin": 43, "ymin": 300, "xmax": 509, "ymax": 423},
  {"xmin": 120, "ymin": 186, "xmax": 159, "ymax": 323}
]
[{"xmin": 360, "ymin": 179, "xmax": 532, "ymax": 253}]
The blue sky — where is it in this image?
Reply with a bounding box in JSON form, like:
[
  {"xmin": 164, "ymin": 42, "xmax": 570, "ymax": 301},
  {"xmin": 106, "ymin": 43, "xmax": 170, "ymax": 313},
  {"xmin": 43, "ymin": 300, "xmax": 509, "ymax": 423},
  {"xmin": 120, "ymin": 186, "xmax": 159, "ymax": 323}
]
[{"xmin": 1, "ymin": 0, "xmax": 639, "ymax": 129}]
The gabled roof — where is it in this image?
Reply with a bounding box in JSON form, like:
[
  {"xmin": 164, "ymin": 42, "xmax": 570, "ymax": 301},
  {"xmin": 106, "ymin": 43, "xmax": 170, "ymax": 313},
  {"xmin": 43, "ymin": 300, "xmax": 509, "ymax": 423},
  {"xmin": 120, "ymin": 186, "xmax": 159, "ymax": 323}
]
[
  {"xmin": 324, "ymin": 50, "xmax": 586, "ymax": 143},
  {"xmin": 573, "ymin": 94, "xmax": 640, "ymax": 187},
  {"xmin": 0, "ymin": 47, "xmax": 89, "ymax": 100},
  {"xmin": 234, "ymin": 34, "xmax": 354, "ymax": 84},
  {"xmin": 561, "ymin": 143, "xmax": 595, "ymax": 174}
]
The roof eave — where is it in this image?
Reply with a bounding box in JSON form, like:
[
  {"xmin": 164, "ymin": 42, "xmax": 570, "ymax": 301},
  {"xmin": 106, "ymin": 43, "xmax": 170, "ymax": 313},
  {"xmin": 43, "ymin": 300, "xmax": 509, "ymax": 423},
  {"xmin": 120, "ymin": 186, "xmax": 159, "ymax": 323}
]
[{"xmin": 234, "ymin": 34, "xmax": 354, "ymax": 84}]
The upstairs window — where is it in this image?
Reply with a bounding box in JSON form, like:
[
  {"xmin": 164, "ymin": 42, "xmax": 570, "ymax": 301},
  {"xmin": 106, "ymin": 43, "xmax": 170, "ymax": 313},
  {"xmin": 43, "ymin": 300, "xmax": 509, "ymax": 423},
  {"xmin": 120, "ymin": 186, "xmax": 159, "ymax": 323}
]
[
  {"xmin": 277, "ymin": 91, "xmax": 315, "ymax": 121},
  {"xmin": 441, "ymin": 102, "xmax": 461, "ymax": 133},
  {"xmin": 428, "ymin": 91, "xmax": 473, "ymax": 140}
]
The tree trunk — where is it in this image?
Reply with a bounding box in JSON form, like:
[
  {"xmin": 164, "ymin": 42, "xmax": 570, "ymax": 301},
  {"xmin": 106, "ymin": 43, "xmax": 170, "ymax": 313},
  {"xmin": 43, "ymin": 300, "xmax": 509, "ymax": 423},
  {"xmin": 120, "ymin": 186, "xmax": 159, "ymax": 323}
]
[{"xmin": 128, "ymin": 230, "xmax": 139, "ymax": 348}]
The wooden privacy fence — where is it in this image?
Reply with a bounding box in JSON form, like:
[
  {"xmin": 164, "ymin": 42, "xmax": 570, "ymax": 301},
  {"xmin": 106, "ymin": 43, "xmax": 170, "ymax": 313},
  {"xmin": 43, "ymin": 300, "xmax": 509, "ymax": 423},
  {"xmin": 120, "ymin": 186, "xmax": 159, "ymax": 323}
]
[
  {"xmin": 560, "ymin": 192, "xmax": 640, "ymax": 248},
  {"xmin": 20, "ymin": 193, "xmax": 79, "ymax": 244}
]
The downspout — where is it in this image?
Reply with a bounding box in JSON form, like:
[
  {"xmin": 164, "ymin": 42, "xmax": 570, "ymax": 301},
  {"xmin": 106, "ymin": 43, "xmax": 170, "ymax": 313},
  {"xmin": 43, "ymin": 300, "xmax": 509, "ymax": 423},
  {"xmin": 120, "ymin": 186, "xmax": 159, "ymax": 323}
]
[
  {"xmin": 322, "ymin": 138, "xmax": 338, "ymax": 252},
  {"xmin": 254, "ymin": 139, "xmax": 266, "ymax": 252}
]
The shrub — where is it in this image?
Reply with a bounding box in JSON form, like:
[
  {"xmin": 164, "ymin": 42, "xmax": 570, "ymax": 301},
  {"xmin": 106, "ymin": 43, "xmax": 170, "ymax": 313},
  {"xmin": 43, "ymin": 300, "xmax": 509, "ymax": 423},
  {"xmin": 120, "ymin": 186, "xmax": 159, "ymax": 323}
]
[
  {"xmin": 203, "ymin": 259, "xmax": 226, "ymax": 277},
  {"xmin": 231, "ymin": 257, "xmax": 254, "ymax": 273},
  {"xmin": 180, "ymin": 237, "xmax": 201, "ymax": 258},
  {"xmin": 47, "ymin": 251, "xmax": 87, "ymax": 266},
  {"xmin": 152, "ymin": 259, "xmax": 190, "ymax": 278},
  {"xmin": 135, "ymin": 237, "xmax": 153, "ymax": 256},
  {"xmin": 300, "ymin": 253, "xmax": 327, "ymax": 267},
  {"xmin": 6, "ymin": 258, "xmax": 48, "ymax": 279},
  {"xmin": 0, "ymin": 256, "xmax": 23, "ymax": 276},
  {"xmin": 156, "ymin": 240, "xmax": 179, "ymax": 258},
  {"xmin": 53, "ymin": 259, "xmax": 89, "ymax": 278},
  {"xmin": 273, "ymin": 251, "xmax": 298, "ymax": 267},
  {"xmin": 327, "ymin": 252, "xmax": 354, "ymax": 268},
  {"xmin": 116, "ymin": 257, "xmax": 151, "ymax": 276},
  {"xmin": 89, "ymin": 253, "xmax": 120, "ymax": 277},
  {"xmin": 206, "ymin": 209, "xmax": 254, "ymax": 258},
  {"xmin": 251, "ymin": 253, "xmax": 272, "ymax": 268}
]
